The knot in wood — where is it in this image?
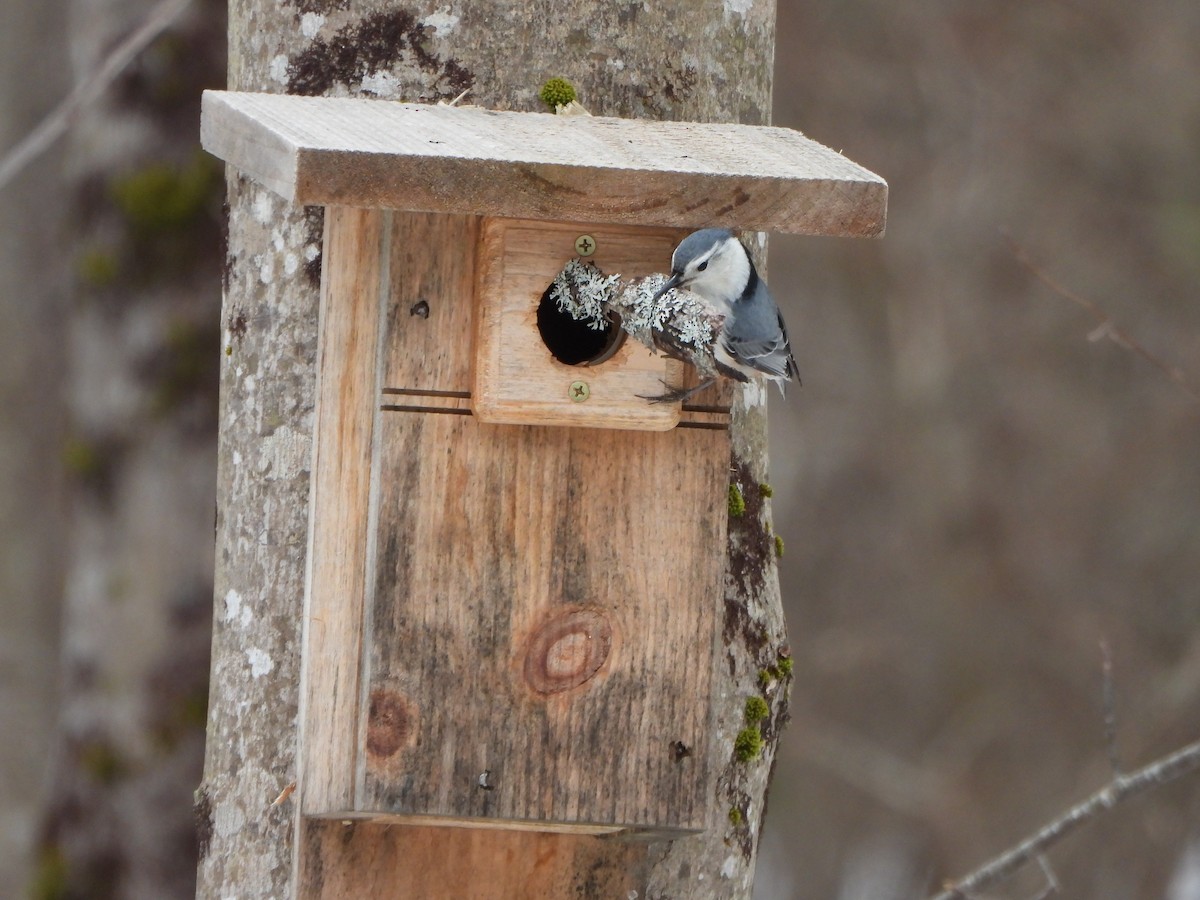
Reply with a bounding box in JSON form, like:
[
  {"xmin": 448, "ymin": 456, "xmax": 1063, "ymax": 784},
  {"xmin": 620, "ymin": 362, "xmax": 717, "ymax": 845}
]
[
  {"xmin": 366, "ymin": 688, "xmax": 413, "ymax": 759},
  {"xmin": 524, "ymin": 608, "xmax": 612, "ymax": 695}
]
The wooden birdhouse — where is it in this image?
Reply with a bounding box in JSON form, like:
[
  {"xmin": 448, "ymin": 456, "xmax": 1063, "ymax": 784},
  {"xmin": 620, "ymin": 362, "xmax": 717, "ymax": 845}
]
[{"xmin": 201, "ymin": 90, "xmax": 886, "ymax": 836}]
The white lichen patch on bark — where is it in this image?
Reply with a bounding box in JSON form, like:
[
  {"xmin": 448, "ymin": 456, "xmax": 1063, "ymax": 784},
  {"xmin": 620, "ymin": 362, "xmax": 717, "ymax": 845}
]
[
  {"xmin": 300, "ymin": 12, "xmax": 324, "ymax": 38},
  {"xmin": 421, "ymin": 8, "xmax": 461, "ymax": 37},
  {"xmin": 246, "ymin": 647, "xmax": 274, "ymax": 678}
]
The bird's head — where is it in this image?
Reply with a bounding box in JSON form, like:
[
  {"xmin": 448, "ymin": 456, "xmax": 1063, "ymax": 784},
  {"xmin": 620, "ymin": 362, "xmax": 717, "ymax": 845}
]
[{"xmin": 651, "ymin": 229, "xmax": 752, "ymax": 312}]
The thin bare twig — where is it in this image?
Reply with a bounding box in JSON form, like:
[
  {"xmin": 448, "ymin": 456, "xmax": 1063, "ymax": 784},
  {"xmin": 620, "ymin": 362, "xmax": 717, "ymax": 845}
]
[
  {"xmin": 0, "ymin": 0, "xmax": 191, "ymax": 192},
  {"xmin": 1100, "ymin": 640, "xmax": 1122, "ymax": 776},
  {"xmin": 1003, "ymin": 230, "xmax": 1200, "ymax": 403},
  {"xmin": 1030, "ymin": 854, "xmax": 1061, "ymax": 900},
  {"xmin": 930, "ymin": 738, "xmax": 1200, "ymax": 900}
]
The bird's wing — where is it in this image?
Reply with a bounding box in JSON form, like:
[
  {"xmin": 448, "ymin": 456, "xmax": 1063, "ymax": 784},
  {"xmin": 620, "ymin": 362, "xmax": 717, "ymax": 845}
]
[
  {"xmin": 774, "ymin": 308, "xmax": 800, "ymax": 382},
  {"xmin": 721, "ymin": 330, "xmax": 793, "ymax": 379},
  {"xmin": 721, "ymin": 304, "xmax": 798, "ymax": 381}
]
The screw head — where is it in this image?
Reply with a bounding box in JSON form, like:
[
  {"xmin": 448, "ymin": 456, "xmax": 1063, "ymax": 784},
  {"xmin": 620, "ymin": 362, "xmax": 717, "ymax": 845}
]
[
  {"xmin": 569, "ymin": 380, "xmax": 590, "ymax": 402},
  {"xmin": 574, "ymin": 234, "xmax": 596, "ymax": 257}
]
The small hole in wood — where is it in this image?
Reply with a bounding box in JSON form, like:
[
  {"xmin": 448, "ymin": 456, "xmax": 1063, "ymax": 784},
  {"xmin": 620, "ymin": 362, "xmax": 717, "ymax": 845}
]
[{"xmin": 536, "ymin": 284, "xmax": 624, "ymax": 366}]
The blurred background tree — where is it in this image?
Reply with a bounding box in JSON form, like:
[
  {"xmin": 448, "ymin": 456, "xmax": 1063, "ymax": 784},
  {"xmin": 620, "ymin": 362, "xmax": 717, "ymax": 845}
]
[
  {"xmin": 762, "ymin": 2, "xmax": 1200, "ymax": 896},
  {"xmin": 0, "ymin": 0, "xmax": 69, "ymax": 893},
  {"xmin": 1, "ymin": 0, "xmax": 1197, "ymax": 897},
  {"xmin": 0, "ymin": 0, "xmax": 223, "ymax": 896}
]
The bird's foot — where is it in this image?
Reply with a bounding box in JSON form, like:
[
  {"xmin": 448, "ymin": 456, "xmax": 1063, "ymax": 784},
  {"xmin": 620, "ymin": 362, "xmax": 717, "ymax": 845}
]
[{"xmin": 637, "ymin": 378, "xmax": 715, "ymax": 405}]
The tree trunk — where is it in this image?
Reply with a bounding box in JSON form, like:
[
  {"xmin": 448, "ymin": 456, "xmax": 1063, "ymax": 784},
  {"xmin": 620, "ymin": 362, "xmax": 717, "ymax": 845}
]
[
  {"xmin": 0, "ymin": 2, "xmax": 68, "ymax": 894},
  {"xmin": 201, "ymin": 2, "xmax": 785, "ymax": 897},
  {"xmin": 32, "ymin": 1, "xmax": 226, "ymax": 896}
]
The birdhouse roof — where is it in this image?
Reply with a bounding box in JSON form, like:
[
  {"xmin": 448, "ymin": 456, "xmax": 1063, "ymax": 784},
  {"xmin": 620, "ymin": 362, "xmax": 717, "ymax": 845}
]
[{"xmin": 201, "ymin": 90, "xmax": 886, "ymax": 236}]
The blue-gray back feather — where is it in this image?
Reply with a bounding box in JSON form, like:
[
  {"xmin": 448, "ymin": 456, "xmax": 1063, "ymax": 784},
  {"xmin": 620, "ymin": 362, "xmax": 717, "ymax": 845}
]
[{"xmin": 722, "ymin": 273, "xmax": 798, "ymax": 383}]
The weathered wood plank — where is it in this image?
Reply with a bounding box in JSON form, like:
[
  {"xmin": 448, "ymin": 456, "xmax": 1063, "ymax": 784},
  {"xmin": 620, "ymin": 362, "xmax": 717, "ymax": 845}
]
[
  {"xmin": 299, "ymin": 820, "xmax": 648, "ymax": 898},
  {"xmin": 298, "ymin": 206, "xmax": 386, "ymax": 814},
  {"xmin": 297, "ymin": 209, "xmax": 730, "ymax": 833},
  {"xmin": 200, "ymin": 90, "xmax": 887, "ymax": 237},
  {"xmin": 380, "ymin": 212, "xmax": 479, "ymax": 395},
  {"xmin": 357, "ymin": 412, "xmax": 727, "ymax": 832}
]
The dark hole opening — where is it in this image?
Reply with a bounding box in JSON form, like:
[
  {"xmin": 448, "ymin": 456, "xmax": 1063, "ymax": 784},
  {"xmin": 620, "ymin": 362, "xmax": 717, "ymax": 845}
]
[{"xmin": 535, "ymin": 284, "xmax": 624, "ymax": 366}]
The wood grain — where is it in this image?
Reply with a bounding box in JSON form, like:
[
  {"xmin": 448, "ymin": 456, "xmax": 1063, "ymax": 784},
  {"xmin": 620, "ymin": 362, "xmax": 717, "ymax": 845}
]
[
  {"xmin": 297, "ymin": 210, "xmax": 731, "ymax": 835},
  {"xmin": 380, "ymin": 212, "xmax": 479, "ymax": 398},
  {"xmin": 298, "ymin": 206, "xmax": 385, "ymax": 814},
  {"xmin": 360, "ymin": 411, "xmax": 727, "ymax": 832},
  {"xmin": 200, "ymin": 90, "xmax": 887, "ymax": 237},
  {"xmin": 299, "ymin": 820, "xmax": 648, "ymax": 899}
]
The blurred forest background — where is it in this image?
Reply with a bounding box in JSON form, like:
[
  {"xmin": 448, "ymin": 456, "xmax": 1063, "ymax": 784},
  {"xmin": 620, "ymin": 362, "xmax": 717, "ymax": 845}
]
[{"xmin": 1, "ymin": 0, "xmax": 1198, "ymax": 898}]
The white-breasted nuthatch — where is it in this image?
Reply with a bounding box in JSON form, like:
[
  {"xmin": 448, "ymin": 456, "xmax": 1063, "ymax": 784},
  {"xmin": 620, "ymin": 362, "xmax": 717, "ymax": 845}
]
[{"xmin": 646, "ymin": 228, "xmax": 798, "ymax": 403}]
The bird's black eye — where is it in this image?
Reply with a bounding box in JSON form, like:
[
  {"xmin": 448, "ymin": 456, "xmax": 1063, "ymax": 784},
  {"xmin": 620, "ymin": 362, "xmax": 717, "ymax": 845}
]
[{"xmin": 697, "ymin": 260, "xmax": 708, "ymax": 271}]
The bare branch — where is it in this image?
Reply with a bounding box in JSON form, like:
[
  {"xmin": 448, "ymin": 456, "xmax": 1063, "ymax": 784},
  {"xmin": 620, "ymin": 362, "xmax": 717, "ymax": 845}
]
[
  {"xmin": 0, "ymin": 0, "xmax": 191, "ymax": 192},
  {"xmin": 1003, "ymin": 230, "xmax": 1200, "ymax": 404},
  {"xmin": 931, "ymin": 738, "xmax": 1200, "ymax": 900}
]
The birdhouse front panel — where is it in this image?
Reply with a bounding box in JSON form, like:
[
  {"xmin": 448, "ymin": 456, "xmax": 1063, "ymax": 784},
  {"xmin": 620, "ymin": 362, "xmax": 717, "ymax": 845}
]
[{"xmin": 298, "ymin": 207, "xmax": 730, "ymax": 834}]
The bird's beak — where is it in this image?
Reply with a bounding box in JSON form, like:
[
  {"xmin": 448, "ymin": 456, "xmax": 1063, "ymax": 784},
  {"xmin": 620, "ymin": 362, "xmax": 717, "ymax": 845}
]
[{"xmin": 650, "ymin": 272, "xmax": 683, "ymax": 304}]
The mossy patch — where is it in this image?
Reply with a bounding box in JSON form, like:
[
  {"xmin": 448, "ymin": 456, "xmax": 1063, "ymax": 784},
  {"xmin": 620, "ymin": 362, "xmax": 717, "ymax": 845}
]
[
  {"xmin": 30, "ymin": 846, "xmax": 69, "ymax": 900},
  {"xmin": 744, "ymin": 695, "xmax": 770, "ymax": 724},
  {"xmin": 79, "ymin": 740, "xmax": 127, "ymax": 785},
  {"xmin": 733, "ymin": 726, "xmax": 764, "ymax": 762},
  {"xmin": 77, "ymin": 248, "xmax": 120, "ymax": 288},
  {"xmin": 110, "ymin": 152, "xmax": 222, "ymax": 236},
  {"xmin": 144, "ymin": 318, "xmax": 220, "ymax": 419},
  {"xmin": 728, "ymin": 482, "xmax": 746, "ymax": 517},
  {"xmin": 62, "ymin": 437, "xmax": 102, "ymax": 478},
  {"xmin": 724, "ymin": 458, "xmax": 772, "ymax": 614},
  {"xmin": 539, "ymin": 77, "xmax": 577, "ymax": 110}
]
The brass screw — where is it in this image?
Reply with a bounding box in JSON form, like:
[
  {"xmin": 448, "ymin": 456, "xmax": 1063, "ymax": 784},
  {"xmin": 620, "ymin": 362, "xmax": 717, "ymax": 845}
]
[
  {"xmin": 569, "ymin": 380, "xmax": 590, "ymax": 402},
  {"xmin": 574, "ymin": 234, "xmax": 596, "ymax": 257}
]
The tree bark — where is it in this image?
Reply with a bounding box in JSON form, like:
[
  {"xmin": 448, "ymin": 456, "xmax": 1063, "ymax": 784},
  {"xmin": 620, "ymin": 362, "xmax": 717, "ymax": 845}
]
[
  {"xmin": 0, "ymin": 2, "xmax": 68, "ymax": 894},
  {"xmin": 31, "ymin": 1, "xmax": 226, "ymax": 897},
  {"xmin": 202, "ymin": 2, "xmax": 784, "ymax": 897}
]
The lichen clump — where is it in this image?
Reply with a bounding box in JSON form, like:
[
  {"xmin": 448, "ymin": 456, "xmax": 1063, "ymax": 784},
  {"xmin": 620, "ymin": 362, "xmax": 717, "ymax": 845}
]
[
  {"xmin": 549, "ymin": 259, "xmax": 723, "ymax": 380},
  {"xmin": 540, "ymin": 77, "xmax": 577, "ymax": 110}
]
